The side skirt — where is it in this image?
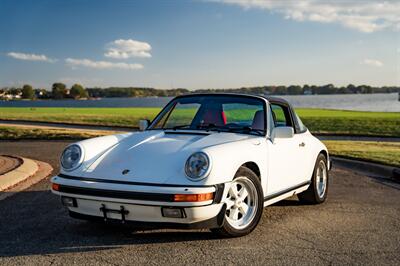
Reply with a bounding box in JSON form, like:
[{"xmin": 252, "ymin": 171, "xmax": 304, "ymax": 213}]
[{"xmin": 263, "ymin": 181, "xmax": 311, "ymax": 207}]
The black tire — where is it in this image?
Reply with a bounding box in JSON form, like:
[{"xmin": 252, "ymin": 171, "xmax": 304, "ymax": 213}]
[
  {"xmin": 298, "ymin": 153, "xmax": 329, "ymax": 204},
  {"xmin": 212, "ymin": 166, "xmax": 264, "ymax": 237}
]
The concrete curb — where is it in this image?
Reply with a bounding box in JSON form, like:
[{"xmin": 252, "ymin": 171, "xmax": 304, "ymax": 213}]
[
  {"xmin": 0, "ymin": 157, "xmax": 39, "ymax": 191},
  {"xmin": 332, "ymin": 156, "xmax": 400, "ymax": 182},
  {"xmin": 0, "ymin": 160, "xmax": 53, "ymax": 201}
]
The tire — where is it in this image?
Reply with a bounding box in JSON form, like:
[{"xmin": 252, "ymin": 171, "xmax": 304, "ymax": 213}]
[
  {"xmin": 298, "ymin": 153, "xmax": 329, "ymax": 204},
  {"xmin": 212, "ymin": 166, "xmax": 264, "ymax": 237}
]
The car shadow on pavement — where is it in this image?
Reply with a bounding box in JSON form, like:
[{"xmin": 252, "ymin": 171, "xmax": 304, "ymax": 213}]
[
  {"xmin": 270, "ymin": 198, "xmax": 303, "ymax": 206},
  {"xmin": 0, "ymin": 190, "xmax": 226, "ymax": 258}
]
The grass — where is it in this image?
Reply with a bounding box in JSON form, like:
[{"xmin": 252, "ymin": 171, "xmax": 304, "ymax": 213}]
[
  {"xmin": 323, "ymin": 140, "xmax": 400, "ymax": 167},
  {"xmin": 0, "ymin": 126, "xmax": 108, "ymax": 140},
  {"xmin": 296, "ymin": 109, "xmax": 400, "ymax": 137},
  {"xmin": 0, "ymin": 107, "xmax": 399, "ymax": 137},
  {"xmin": 0, "ymin": 107, "xmax": 161, "ymax": 128}
]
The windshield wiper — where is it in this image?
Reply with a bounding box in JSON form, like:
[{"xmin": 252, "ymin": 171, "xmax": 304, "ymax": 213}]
[
  {"xmin": 196, "ymin": 124, "xmax": 264, "ymax": 135},
  {"xmin": 225, "ymin": 126, "xmax": 265, "ymax": 136},
  {"xmin": 164, "ymin": 124, "xmax": 192, "ymax": 130},
  {"xmin": 196, "ymin": 123, "xmax": 228, "ymax": 132}
]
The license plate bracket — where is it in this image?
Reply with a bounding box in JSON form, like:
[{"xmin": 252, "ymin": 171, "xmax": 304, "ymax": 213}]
[{"xmin": 99, "ymin": 204, "xmax": 129, "ymax": 223}]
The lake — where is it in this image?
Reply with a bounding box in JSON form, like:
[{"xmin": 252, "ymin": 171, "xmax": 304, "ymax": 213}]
[{"xmin": 1, "ymin": 93, "xmax": 399, "ymax": 112}]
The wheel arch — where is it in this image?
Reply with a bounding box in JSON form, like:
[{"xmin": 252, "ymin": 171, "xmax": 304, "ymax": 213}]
[
  {"xmin": 319, "ymin": 149, "xmax": 328, "ymax": 160},
  {"xmin": 240, "ymin": 161, "xmax": 261, "ymax": 180},
  {"xmin": 318, "ymin": 149, "xmax": 331, "ymax": 170}
]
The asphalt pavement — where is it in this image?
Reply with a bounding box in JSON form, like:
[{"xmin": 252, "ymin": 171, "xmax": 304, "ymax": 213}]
[{"xmin": 0, "ymin": 141, "xmax": 399, "ymax": 265}]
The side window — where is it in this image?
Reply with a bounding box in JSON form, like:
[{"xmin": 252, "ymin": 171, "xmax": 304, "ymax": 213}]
[{"xmin": 270, "ymin": 104, "xmax": 293, "ymax": 128}]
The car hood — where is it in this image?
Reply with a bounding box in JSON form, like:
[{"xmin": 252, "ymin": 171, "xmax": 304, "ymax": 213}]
[{"xmin": 79, "ymin": 130, "xmax": 254, "ymax": 184}]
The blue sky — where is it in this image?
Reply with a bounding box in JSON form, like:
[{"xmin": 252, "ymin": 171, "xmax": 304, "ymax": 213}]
[{"xmin": 0, "ymin": 0, "xmax": 399, "ymax": 89}]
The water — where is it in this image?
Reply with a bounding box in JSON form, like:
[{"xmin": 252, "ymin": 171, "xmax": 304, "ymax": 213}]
[
  {"xmin": 1, "ymin": 93, "xmax": 399, "ymax": 112},
  {"xmin": 279, "ymin": 93, "xmax": 399, "ymax": 112}
]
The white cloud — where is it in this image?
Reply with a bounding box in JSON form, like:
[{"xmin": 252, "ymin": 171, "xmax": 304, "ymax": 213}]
[
  {"xmin": 65, "ymin": 58, "xmax": 143, "ymax": 70},
  {"xmin": 105, "ymin": 39, "xmax": 152, "ymax": 59},
  {"xmin": 7, "ymin": 52, "xmax": 56, "ymax": 62},
  {"xmin": 215, "ymin": 0, "xmax": 400, "ymax": 33},
  {"xmin": 361, "ymin": 58, "xmax": 383, "ymax": 67}
]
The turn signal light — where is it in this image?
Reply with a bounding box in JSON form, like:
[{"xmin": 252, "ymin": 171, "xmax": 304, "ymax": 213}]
[
  {"xmin": 52, "ymin": 183, "xmax": 60, "ymax": 191},
  {"xmin": 173, "ymin": 192, "xmax": 214, "ymax": 202}
]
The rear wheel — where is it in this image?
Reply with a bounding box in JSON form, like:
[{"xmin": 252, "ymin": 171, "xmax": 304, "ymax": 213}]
[
  {"xmin": 298, "ymin": 153, "xmax": 329, "ymax": 204},
  {"xmin": 212, "ymin": 166, "xmax": 263, "ymax": 237}
]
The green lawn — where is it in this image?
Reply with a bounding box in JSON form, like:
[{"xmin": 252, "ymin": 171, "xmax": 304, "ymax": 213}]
[
  {"xmin": 0, "ymin": 126, "xmax": 107, "ymax": 140},
  {"xmin": 0, "ymin": 107, "xmax": 160, "ymax": 128},
  {"xmin": 323, "ymin": 140, "xmax": 400, "ymax": 167},
  {"xmin": 297, "ymin": 109, "xmax": 400, "ymax": 137},
  {"xmin": 0, "ymin": 107, "xmax": 399, "ymax": 137}
]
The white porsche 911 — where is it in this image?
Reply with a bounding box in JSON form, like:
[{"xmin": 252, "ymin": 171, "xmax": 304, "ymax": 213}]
[{"xmin": 51, "ymin": 93, "xmax": 331, "ymax": 237}]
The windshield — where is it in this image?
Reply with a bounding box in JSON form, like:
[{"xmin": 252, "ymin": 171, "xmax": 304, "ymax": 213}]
[{"xmin": 149, "ymin": 95, "xmax": 266, "ymax": 136}]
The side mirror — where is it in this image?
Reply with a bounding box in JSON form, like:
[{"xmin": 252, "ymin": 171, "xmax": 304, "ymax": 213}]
[
  {"xmin": 139, "ymin": 119, "xmax": 149, "ymax": 131},
  {"xmin": 272, "ymin": 126, "xmax": 294, "ymax": 139}
]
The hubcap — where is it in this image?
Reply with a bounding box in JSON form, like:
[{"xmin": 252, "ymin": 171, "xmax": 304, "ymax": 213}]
[
  {"xmin": 316, "ymin": 160, "xmax": 327, "ymax": 198},
  {"xmin": 224, "ymin": 176, "xmax": 258, "ymax": 230}
]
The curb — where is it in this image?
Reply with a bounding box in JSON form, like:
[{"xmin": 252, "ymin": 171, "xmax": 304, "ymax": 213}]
[
  {"xmin": 0, "ymin": 159, "xmax": 53, "ymax": 201},
  {"xmin": 0, "ymin": 157, "xmax": 39, "ymax": 191},
  {"xmin": 332, "ymin": 156, "xmax": 400, "ymax": 182}
]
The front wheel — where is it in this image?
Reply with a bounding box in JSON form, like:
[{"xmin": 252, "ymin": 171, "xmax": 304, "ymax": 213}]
[
  {"xmin": 298, "ymin": 153, "xmax": 329, "ymax": 204},
  {"xmin": 212, "ymin": 166, "xmax": 263, "ymax": 237}
]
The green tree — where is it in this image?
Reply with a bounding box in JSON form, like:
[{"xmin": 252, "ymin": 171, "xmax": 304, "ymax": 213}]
[
  {"xmin": 22, "ymin": 84, "xmax": 34, "ymax": 99},
  {"xmin": 287, "ymin": 85, "xmax": 303, "ymax": 95},
  {"xmin": 70, "ymin": 83, "xmax": 88, "ymax": 99},
  {"xmin": 52, "ymin": 83, "xmax": 67, "ymax": 99}
]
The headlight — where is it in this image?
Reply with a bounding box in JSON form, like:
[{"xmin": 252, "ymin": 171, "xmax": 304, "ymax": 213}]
[
  {"xmin": 185, "ymin": 152, "xmax": 211, "ymax": 181},
  {"xmin": 61, "ymin": 144, "xmax": 84, "ymax": 171}
]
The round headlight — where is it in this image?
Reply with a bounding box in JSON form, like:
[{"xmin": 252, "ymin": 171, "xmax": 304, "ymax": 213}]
[
  {"xmin": 185, "ymin": 152, "xmax": 211, "ymax": 181},
  {"xmin": 61, "ymin": 144, "xmax": 83, "ymax": 171}
]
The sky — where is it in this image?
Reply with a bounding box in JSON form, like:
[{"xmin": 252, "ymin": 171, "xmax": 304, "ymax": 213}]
[{"xmin": 0, "ymin": 0, "xmax": 399, "ymax": 89}]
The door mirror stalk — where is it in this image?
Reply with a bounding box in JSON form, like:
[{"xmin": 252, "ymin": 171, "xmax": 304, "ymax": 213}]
[{"xmin": 139, "ymin": 119, "xmax": 150, "ymax": 131}]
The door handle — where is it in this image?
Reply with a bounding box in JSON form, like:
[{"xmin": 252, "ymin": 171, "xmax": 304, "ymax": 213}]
[{"xmin": 299, "ymin": 142, "xmax": 306, "ymax": 147}]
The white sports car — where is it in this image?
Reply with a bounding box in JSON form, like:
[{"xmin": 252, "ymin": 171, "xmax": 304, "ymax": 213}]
[{"xmin": 51, "ymin": 93, "xmax": 331, "ymax": 237}]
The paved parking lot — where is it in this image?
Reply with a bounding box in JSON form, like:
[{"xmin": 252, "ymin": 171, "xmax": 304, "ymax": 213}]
[{"xmin": 0, "ymin": 141, "xmax": 399, "ymax": 265}]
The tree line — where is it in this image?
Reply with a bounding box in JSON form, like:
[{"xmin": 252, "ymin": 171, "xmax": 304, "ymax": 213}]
[
  {"xmin": 0, "ymin": 83, "xmax": 88, "ymax": 100},
  {"xmin": 1, "ymin": 83, "xmax": 399, "ymax": 100}
]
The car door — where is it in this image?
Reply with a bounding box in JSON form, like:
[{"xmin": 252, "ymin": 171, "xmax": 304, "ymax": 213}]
[
  {"xmin": 266, "ymin": 103, "xmax": 300, "ymax": 195},
  {"xmin": 291, "ymin": 110, "xmax": 316, "ymax": 183}
]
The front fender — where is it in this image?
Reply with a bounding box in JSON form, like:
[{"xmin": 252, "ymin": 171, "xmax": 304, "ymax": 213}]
[{"xmin": 203, "ymin": 137, "xmax": 267, "ymax": 189}]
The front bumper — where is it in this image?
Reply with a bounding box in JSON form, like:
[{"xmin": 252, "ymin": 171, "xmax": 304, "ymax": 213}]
[{"xmin": 51, "ymin": 175, "xmax": 227, "ymax": 228}]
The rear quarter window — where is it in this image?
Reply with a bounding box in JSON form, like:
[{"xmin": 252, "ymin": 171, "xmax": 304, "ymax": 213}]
[{"xmin": 294, "ymin": 111, "xmax": 307, "ymax": 133}]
